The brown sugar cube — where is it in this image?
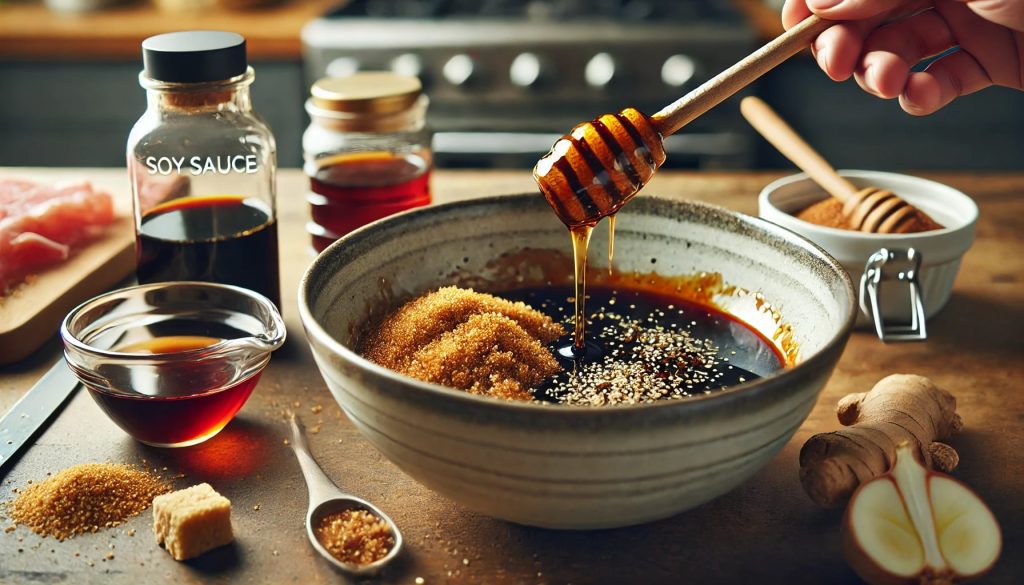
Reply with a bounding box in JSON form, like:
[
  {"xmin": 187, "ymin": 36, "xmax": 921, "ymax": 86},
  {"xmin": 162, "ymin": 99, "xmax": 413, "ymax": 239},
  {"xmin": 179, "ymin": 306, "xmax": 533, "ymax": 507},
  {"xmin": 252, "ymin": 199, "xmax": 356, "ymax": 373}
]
[{"xmin": 153, "ymin": 483, "xmax": 233, "ymax": 560}]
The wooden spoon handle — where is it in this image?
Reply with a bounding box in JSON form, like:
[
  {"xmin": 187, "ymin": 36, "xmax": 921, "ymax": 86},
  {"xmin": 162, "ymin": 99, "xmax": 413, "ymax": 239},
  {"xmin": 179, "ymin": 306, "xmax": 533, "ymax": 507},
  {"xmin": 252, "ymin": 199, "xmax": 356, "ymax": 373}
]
[
  {"xmin": 651, "ymin": 15, "xmax": 832, "ymax": 138},
  {"xmin": 739, "ymin": 96, "xmax": 859, "ymax": 203}
]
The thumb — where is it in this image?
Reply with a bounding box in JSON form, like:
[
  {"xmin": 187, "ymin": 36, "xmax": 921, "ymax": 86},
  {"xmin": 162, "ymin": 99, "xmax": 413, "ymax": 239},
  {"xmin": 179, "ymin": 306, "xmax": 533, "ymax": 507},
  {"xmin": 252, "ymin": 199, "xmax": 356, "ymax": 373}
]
[{"xmin": 806, "ymin": 0, "xmax": 901, "ymax": 19}]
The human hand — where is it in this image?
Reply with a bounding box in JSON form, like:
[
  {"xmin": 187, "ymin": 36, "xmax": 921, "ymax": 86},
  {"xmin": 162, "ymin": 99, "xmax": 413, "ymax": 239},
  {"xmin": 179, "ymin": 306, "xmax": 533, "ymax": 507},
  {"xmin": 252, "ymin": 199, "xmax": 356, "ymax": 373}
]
[{"xmin": 782, "ymin": 0, "xmax": 1024, "ymax": 114}]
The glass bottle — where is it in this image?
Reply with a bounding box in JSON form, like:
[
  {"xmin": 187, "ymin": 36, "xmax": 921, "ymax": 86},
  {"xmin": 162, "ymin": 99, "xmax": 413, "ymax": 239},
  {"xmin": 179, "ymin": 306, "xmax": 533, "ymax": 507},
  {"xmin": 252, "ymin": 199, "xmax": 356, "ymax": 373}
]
[
  {"xmin": 303, "ymin": 72, "xmax": 433, "ymax": 252},
  {"xmin": 127, "ymin": 31, "xmax": 280, "ymax": 309}
]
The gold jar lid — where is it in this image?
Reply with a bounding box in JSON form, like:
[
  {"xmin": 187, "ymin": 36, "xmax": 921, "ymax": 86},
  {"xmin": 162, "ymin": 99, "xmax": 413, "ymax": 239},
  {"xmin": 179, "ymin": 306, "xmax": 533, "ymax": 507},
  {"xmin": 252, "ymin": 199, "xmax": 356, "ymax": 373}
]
[{"xmin": 310, "ymin": 73, "xmax": 422, "ymax": 115}]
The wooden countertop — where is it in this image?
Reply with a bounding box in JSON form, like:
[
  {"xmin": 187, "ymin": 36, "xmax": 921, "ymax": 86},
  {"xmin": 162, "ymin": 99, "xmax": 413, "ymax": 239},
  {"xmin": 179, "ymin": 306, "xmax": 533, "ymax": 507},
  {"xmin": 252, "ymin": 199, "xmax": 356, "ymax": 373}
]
[
  {"xmin": 1, "ymin": 168, "xmax": 1022, "ymax": 584},
  {"xmin": 0, "ymin": 0, "xmax": 337, "ymax": 60}
]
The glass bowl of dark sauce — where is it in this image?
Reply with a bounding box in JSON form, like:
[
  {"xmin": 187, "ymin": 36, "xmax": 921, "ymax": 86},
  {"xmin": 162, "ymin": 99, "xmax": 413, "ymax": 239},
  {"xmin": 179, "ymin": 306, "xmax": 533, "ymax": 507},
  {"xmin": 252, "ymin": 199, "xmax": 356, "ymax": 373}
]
[{"xmin": 61, "ymin": 282, "xmax": 285, "ymax": 447}]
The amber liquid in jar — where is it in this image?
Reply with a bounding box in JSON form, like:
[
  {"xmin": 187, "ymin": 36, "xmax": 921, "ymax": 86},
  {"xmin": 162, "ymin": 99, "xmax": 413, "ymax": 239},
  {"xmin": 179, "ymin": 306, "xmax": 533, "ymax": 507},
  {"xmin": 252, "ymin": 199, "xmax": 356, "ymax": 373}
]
[
  {"xmin": 308, "ymin": 151, "xmax": 431, "ymax": 252},
  {"xmin": 85, "ymin": 335, "xmax": 262, "ymax": 447}
]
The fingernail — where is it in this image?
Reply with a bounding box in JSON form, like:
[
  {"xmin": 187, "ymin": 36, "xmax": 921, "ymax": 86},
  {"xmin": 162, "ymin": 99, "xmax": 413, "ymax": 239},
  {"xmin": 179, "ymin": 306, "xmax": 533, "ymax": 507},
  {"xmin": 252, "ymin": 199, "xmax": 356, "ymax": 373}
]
[
  {"xmin": 808, "ymin": 0, "xmax": 842, "ymax": 9},
  {"xmin": 816, "ymin": 46, "xmax": 831, "ymax": 73}
]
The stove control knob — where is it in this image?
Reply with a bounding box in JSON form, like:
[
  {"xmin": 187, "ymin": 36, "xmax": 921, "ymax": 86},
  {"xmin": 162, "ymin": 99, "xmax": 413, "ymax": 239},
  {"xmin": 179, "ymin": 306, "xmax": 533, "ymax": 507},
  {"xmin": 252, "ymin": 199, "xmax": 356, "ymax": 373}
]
[
  {"xmin": 509, "ymin": 52, "xmax": 546, "ymax": 89},
  {"xmin": 585, "ymin": 52, "xmax": 616, "ymax": 88},
  {"xmin": 325, "ymin": 56, "xmax": 360, "ymax": 78},
  {"xmin": 661, "ymin": 54, "xmax": 697, "ymax": 87},
  {"xmin": 443, "ymin": 54, "xmax": 477, "ymax": 87},
  {"xmin": 391, "ymin": 53, "xmax": 424, "ymax": 80}
]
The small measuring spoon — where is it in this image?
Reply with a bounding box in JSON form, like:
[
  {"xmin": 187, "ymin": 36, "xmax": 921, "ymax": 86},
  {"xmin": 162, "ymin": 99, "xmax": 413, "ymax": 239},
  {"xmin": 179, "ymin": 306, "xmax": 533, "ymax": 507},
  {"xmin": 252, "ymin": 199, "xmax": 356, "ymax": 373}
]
[{"xmin": 288, "ymin": 414, "xmax": 403, "ymax": 576}]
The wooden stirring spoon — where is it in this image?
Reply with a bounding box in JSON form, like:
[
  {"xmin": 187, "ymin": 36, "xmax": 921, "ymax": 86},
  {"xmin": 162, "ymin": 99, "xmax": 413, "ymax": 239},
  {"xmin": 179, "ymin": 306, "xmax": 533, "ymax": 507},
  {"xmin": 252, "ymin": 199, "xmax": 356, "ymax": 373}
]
[
  {"xmin": 534, "ymin": 15, "xmax": 834, "ymax": 227},
  {"xmin": 740, "ymin": 96, "xmax": 940, "ymax": 233}
]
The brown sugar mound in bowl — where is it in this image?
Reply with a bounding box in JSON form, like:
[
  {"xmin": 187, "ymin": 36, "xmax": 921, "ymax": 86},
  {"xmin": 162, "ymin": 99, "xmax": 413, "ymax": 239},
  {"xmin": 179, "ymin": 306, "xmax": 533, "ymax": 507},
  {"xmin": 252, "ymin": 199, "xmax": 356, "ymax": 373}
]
[
  {"xmin": 5, "ymin": 463, "xmax": 170, "ymax": 540},
  {"xmin": 795, "ymin": 197, "xmax": 943, "ymax": 233},
  {"xmin": 361, "ymin": 287, "xmax": 564, "ymax": 401}
]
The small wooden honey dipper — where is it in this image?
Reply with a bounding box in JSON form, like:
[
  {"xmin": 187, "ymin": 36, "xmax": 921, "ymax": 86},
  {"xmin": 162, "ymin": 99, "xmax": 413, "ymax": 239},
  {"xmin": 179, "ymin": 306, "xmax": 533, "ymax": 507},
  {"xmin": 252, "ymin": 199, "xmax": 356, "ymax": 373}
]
[
  {"xmin": 535, "ymin": 16, "xmax": 834, "ymax": 227},
  {"xmin": 739, "ymin": 96, "xmax": 941, "ymax": 233}
]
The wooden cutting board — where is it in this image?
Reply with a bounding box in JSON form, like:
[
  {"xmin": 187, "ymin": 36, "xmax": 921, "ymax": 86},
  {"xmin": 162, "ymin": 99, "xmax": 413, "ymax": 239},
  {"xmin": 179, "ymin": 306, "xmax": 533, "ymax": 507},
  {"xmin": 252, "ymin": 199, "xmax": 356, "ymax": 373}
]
[{"xmin": 0, "ymin": 169, "xmax": 135, "ymax": 365}]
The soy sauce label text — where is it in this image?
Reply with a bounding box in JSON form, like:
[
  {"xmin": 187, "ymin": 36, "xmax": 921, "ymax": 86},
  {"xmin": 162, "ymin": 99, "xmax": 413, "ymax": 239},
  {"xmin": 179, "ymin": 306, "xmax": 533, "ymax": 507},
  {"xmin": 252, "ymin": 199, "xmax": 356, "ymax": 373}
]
[{"xmin": 145, "ymin": 155, "xmax": 259, "ymax": 176}]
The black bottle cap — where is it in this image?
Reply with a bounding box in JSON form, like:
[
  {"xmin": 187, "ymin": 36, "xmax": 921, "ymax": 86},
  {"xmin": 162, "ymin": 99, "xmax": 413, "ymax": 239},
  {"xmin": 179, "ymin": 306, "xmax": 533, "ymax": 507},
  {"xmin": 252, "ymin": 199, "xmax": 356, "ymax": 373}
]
[{"xmin": 142, "ymin": 31, "xmax": 247, "ymax": 84}]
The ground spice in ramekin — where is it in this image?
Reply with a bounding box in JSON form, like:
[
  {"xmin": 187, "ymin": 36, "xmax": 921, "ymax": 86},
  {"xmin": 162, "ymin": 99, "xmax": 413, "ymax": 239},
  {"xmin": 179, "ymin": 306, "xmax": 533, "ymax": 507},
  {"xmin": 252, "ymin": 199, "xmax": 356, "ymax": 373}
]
[
  {"xmin": 4, "ymin": 463, "xmax": 170, "ymax": 541},
  {"xmin": 314, "ymin": 509, "xmax": 395, "ymax": 566},
  {"xmin": 795, "ymin": 197, "xmax": 850, "ymax": 229},
  {"xmin": 795, "ymin": 197, "xmax": 943, "ymax": 233}
]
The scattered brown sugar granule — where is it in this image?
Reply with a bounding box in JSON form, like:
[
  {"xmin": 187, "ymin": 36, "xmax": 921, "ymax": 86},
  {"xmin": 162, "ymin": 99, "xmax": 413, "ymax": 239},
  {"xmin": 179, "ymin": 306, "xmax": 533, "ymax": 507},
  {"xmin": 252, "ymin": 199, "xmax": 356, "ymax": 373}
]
[
  {"xmin": 361, "ymin": 287, "xmax": 564, "ymax": 400},
  {"xmin": 314, "ymin": 509, "xmax": 395, "ymax": 566},
  {"xmin": 795, "ymin": 197, "xmax": 943, "ymax": 233},
  {"xmin": 4, "ymin": 463, "xmax": 170, "ymax": 541}
]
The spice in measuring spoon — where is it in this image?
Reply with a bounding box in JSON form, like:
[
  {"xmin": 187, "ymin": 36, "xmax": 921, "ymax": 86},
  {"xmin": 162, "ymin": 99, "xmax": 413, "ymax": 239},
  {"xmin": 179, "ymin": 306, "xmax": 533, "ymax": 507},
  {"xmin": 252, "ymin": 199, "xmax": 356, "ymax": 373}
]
[{"xmin": 314, "ymin": 508, "xmax": 396, "ymax": 567}]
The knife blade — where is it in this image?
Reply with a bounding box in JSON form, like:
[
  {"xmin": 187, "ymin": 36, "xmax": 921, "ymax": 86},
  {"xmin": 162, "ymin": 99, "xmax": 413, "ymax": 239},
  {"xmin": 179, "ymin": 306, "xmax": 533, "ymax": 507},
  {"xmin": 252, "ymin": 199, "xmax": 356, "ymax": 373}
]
[{"xmin": 0, "ymin": 357, "xmax": 80, "ymax": 472}]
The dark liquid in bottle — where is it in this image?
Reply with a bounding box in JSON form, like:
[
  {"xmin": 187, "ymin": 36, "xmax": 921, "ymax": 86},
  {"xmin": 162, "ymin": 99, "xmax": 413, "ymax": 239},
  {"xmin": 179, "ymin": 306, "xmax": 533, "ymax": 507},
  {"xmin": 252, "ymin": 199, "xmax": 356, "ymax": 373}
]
[
  {"xmin": 308, "ymin": 151, "xmax": 431, "ymax": 252},
  {"xmin": 136, "ymin": 195, "xmax": 281, "ymax": 308},
  {"xmin": 88, "ymin": 336, "xmax": 262, "ymax": 447},
  {"xmin": 500, "ymin": 284, "xmax": 785, "ymax": 405}
]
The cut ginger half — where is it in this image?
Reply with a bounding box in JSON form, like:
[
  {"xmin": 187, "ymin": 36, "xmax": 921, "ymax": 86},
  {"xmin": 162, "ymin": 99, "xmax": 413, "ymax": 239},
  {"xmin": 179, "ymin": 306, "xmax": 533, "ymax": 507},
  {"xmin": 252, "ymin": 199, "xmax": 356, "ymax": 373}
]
[{"xmin": 843, "ymin": 443, "xmax": 1001, "ymax": 585}]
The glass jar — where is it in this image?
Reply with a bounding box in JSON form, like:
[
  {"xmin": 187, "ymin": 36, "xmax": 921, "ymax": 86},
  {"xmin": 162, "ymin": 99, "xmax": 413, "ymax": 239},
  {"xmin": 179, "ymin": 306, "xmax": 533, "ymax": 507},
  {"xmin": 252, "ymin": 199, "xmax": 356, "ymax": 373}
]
[
  {"xmin": 303, "ymin": 72, "xmax": 433, "ymax": 252},
  {"xmin": 127, "ymin": 31, "xmax": 280, "ymax": 309}
]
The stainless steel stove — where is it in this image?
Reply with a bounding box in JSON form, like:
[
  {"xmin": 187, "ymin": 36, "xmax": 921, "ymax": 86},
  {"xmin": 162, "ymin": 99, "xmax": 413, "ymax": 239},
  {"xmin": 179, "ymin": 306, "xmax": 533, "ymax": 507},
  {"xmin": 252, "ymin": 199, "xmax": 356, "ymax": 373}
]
[{"xmin": 303, "ymin": 0, "xmax": 757, "ymax": 168}]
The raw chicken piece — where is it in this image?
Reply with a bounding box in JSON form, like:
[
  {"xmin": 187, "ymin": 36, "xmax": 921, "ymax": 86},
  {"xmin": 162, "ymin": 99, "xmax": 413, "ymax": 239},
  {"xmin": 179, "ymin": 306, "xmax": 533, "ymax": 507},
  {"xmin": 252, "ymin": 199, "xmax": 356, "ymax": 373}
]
[{"xmin": 0, "ymin": 177, "xmax": 116, "ymax": 294}]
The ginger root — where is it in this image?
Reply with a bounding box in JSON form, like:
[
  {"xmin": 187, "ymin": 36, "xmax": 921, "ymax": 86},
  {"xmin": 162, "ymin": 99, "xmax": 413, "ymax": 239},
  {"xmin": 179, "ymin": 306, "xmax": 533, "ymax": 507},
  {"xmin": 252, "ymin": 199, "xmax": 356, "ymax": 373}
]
[{"xmin": 799, "ymin": 374, "xmax": 963, "ymax": 508}]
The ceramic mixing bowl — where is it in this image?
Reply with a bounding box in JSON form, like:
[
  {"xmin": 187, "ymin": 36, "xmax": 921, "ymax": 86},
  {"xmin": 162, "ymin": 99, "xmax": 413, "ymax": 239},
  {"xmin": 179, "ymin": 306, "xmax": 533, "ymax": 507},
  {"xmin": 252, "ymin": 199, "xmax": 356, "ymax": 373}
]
[
  {"xmin": 759, "ymin": 171, "xmax": 977, "ymax": 337},
  {"xmin": 299, "ymin": 194, "xmax": 855, "ymax": 529}
]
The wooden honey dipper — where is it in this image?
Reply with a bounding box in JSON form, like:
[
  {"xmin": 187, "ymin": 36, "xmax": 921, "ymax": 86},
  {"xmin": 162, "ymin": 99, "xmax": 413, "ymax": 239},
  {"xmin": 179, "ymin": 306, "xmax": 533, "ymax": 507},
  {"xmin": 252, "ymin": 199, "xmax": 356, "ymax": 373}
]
[
  {"xmin": 740, "ymin": 96, "xmax": 941, "ymax": 233},
  {"xmin": 535, "ymin": 15, "xmax": 835, "ymax": 227}
]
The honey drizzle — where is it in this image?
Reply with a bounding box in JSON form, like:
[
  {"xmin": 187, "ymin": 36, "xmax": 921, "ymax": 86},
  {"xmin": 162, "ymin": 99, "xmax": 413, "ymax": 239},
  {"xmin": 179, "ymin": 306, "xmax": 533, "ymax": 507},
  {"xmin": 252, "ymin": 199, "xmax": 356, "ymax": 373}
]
[
  {"xmin": 570, "ymin": 224, "xmax": 594, "ymax": 350},
  {"xmin": 607, "ymin": 214, "xmax": 616, "ymax": 275}
]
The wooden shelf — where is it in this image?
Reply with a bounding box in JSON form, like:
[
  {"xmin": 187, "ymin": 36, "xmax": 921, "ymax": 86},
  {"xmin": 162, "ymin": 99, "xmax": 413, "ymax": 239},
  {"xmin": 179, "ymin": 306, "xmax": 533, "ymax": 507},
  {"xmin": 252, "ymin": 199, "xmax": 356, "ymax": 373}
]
[{"xmin": 0, "ymin": 0, "xmax": 338, "ymax": 60}]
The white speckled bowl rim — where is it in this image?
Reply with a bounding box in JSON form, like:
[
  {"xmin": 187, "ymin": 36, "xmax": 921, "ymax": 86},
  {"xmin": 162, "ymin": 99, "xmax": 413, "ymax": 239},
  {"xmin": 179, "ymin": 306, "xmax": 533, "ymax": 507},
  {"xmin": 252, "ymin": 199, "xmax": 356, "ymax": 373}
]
[{"xmin": 298, "ymin": 194, "xmax": 856, "ymax": 422}]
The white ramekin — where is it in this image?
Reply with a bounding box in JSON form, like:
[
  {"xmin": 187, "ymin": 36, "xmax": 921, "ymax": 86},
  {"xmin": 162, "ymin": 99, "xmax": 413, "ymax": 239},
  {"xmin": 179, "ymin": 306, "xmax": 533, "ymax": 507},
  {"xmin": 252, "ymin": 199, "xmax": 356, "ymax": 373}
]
[{"xmin": 758, "ymin": 171, "xmax": 977, "ymax": 332}]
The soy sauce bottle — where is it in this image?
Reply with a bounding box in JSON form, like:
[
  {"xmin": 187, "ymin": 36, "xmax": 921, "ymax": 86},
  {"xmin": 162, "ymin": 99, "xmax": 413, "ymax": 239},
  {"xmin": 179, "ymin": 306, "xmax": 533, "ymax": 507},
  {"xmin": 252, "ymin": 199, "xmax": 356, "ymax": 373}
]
[{"xmin": 127, "ymin": 31, "xmax": 280, "ymax": 309}]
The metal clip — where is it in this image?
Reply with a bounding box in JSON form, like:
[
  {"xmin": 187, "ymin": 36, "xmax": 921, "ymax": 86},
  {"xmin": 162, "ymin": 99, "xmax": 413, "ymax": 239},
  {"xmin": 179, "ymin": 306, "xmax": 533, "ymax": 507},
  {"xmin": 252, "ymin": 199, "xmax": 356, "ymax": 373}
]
[{"xmin": 859, "ymin": 247, "xmax": 927, "ymax": 343}]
